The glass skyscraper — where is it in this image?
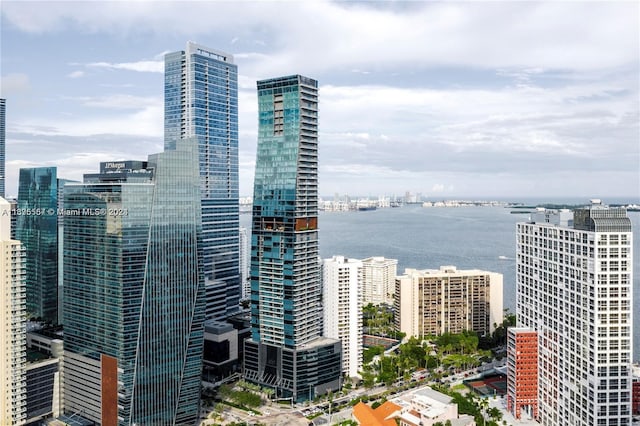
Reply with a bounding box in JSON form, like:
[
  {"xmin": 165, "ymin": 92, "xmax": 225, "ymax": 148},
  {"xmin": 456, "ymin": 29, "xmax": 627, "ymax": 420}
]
[
  {"xmin": 0, "ymin": 98, "xmax": 5, "ymax": 198},
  {"xmin": 62, "ymin": 140, "xmax": 205, "ymax": 425},
  {"xmin": 16, "ymin": 167, "xmax": 59, "ymax": 324},
  {"xmin": 244, "ymin": 75, "xmax": 342, "ymax": 402},
  {"xmin": 164, "ymin": 42, "xmax": 240, "ymax": 319}
]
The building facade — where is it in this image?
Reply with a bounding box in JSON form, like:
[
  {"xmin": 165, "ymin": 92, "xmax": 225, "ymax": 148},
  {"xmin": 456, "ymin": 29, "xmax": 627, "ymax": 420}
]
[
  {"xmin": 164, "ymin": 41, "xmax": 240, "ymax": 319},
  {"xmin": 0, "ymin": 197, "xmax": 27, "ymax": 425},
  {"xmin": 16, "ymin": 167, "xmax": 59, "ymax": 324},
  {"xmin": 244, "ymin": 75, "xmax": 341, "ymax": 402},
  {"xmin": 395, "ymin": 266, "xmax": 503, "ymax": 338},
  {"xmin": 0, "ymin": 98, "xmax": 5, "ymax": 198},
  {"xmin": 323, "ymin": 255, "xmax": 363, "ymax": 378},
  {"xmin": 25, "ymin": 328, "xmax": 63, "ymax": 424},
  {"xmin": 239, "ymin": 226, "xmax": 250, "ymax": 300},
  {"xmin": 516, "ymin": 201, "xmax": 633, "ymax": 426},
  {"xmin": 361, "ymin": 256, "xmax": 397, "ymax": 306},
  {"xmin": 62, "ymin": 141, "xmax": 205, "ymax": 425},
  {"xmin": 506, "ymin": 327, "xmax": 538, "ymax": 420}
]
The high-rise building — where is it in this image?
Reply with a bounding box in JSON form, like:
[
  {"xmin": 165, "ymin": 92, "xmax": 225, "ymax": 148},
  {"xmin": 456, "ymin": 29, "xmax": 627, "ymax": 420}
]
[
  {"xmin": 239, "ymin": 226, "xmax": 250, "ymax": 300},
  {"xmin": 506, "ymin": 327, "xmax": 538, "ymax": 420},
  {"xmin": 16, "ymin": 167, "xmax": 59, "ymax": 324},
  {"xmin": 0, "ymin": 197, "xmax": 27, "ymax": 425},
  {"xmin": 244, "ymin": 75, "xmax": 342, "ymax": 402},
  {"xmin": 164, "ymin": 41, "xmax": 240, "ymax": 319},
  {"xmin": 62, "ymin": 140, "xmax": 205, "ymax": 425},
  {"xmin": 516, "ymin": 201, "xmax": 633, "ymax": 426},
  {"xmin": 361, "ymin": 256, "xmax": 397, "ymax": 306},
  {"xmin": 395, "ymin": 266, "xmax": 503, "ymax": 338},
  {"xmin": 323, "ymin": 255, "xmax": 363, "ymax": 378},
  {"xmin": 0, "ymin": 98, "xmax": 5, "ymax": 198}
]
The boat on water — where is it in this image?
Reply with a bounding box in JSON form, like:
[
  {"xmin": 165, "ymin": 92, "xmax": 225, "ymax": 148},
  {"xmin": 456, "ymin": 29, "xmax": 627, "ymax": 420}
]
[
  {"xmin": 498, "ymin": 255, "xmax": 509, "ymax": 260},
  {"xmin": 358, "ymin": 206, "xmax": 377, "ymax": 211}
]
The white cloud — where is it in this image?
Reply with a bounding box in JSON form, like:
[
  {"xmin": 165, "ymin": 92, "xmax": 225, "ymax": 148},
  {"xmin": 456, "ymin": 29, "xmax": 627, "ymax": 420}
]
[
  {"xmin": 1, "ymin": 1, "xmax": 638, "ymax": 198},
  {"xmin": 67, "ymin": 70, "xmax": 85, "ymax": 78},
  {"xmin": 13, "ymin": 104, "xmax": 163, "ymax": 138},
  {"xmin": 2, "ymin": 2, "xmax": 637, "ymax": 73},
  {"xmin": 0, "ymin": 73, "xmax": 30, "ymax": 96},
  {"xmin": 64, "ymin": 94, "xmax": 162, "ymax": 110},
  {"xmin": 87, "ymin": 61, "xmax": 163, "ymax": 73}
]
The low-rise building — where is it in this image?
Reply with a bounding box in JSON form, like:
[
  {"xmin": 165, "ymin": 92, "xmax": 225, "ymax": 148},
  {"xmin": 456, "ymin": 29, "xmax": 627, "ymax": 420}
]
[
  {"xmin": 353, "ymin": 400, "xmax": 401, "ymax": 426},
  {"xmin": 353, "ymin": 387, "xmax": 475, "ymax": 426}
]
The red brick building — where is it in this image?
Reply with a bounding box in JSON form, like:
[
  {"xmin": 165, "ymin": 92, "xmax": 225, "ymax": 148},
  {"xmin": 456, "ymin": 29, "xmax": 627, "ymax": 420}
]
[
  {"xmin": 633, "ymin": 375, "xmax": 640, "ymax": 415},
  {"xmin": 507, "ymin": 327, "xmax": 538, "ymax": 420}
]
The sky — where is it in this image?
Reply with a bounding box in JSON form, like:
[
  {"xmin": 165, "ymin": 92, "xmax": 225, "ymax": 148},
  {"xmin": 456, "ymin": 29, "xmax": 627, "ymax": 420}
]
[{"xmin": 1, "ymin": 0, "xmax": 639, "ymax": 200}]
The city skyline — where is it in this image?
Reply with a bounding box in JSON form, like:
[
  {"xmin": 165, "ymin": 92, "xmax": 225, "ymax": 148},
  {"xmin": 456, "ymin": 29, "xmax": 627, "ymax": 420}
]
[{"xmin": 1, "ymin": 1, "xmax": 638, "ymax": 199}]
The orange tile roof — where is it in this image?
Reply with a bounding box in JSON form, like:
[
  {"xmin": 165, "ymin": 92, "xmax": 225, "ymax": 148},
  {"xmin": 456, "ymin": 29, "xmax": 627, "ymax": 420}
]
[{"xmin": 353, "ymin": 400, "xmax": 401, "ymax": 426}]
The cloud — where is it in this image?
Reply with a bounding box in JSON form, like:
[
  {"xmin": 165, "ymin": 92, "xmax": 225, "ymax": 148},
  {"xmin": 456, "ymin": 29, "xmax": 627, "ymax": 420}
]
[
  {"xmin": 0, "ymin": 73, "xmax": 30, "ymax": 96},
  {"xmin": 63, "ymin": 94, "xmax": 161, "ymax": 110},
  {"xmin": 12, "ymin": 104, "xmax": 163, "ymax": 138},
  {"xmin": 86, "ymin": 61, "xmax": 163, "ymax": 73},
  {"xmin": 2, "ymin": 2, "xmax": 637, "ymax": 73},
  {"xmin": 1, "ymin": 1, "xmax": 638, "ymax": 198},
  {"xmin": 67, "ymin": 70, "xmax": 85, "ymax": 78}
]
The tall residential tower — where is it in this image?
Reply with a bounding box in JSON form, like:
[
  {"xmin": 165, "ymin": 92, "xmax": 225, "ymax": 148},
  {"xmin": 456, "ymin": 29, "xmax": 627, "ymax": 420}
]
[
  {"xmin": 164, "ymin": 42, "xmax": 240, "ymax": 319},
  {"xmin": 323, "ymin": 256, "xmax": 363, "ymax": 379},
  {"xmin": 0, "ymin": 197, "xmax": 26, "ymax": 425},
  {"xmin": 0, "ymin": 99, "xmax": 5, "ymax": 198},
  {"xmin": 516, "ymin": 201, "xmax": 633, "ymax": 426},
  {"xmin": 244, "ymin": 75, "xmax": 342, "ymax": 402}
]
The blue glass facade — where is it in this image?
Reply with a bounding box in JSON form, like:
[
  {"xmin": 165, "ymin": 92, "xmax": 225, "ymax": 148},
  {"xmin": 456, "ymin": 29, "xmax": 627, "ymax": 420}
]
[
  {"xmin": 0, "ymin": 98, "xmax": 5, "ymax": 198},
  {"xmin": 244, "ymin": 76, "xmax": 341, "ymax": 402},
  {"xmin": 63, "ymin": 140, "xmax": 205, "ymax": 425},
  {"xmin": 16, "ymin": 167, "xmax": 59, "ymax": 324},
  {"xmin": 164, "ymin": 42, "xmax": 240, "ymax": 319}
]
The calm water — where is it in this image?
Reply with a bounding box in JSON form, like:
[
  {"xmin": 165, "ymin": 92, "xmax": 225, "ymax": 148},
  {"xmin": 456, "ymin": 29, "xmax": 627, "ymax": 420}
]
[{"xmin": 241, "ymin": 204, "xmax": 640, "ymax": 361}]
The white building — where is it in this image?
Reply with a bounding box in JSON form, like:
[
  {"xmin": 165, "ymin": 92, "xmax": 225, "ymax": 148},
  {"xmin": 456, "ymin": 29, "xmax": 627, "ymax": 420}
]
[
  {"xmin": 395, "ymin": 266, "xmax": 503, "ymax": 338},
  {"xmin": 391, "ymin": 386, "xmax": 475, "ymax": 426},
  {"xmin": 239, "ymin": 226, "xmax": 250, "ymax": 300},
  {"xmin": 516, "ymin": 201, "xmax": 633, "ymax": 426},
  {"xmin": 0, "ymin": 197, "xmax": 26, "ymax": 425},
  {"xmin": 362, "ymin": 256, "xmax": 398, "ymax": 306},
  {"xmin": 323, "ymin": 255, "xmax": 363, "ymax": 378}
]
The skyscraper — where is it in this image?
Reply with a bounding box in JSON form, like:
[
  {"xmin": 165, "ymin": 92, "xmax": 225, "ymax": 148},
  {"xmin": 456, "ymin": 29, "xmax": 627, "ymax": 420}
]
[
  {"xmin": 62, "ymin": 140, "xmax": 205, "ymax": 425},
  {"xmin": 0, "ymin": 197, "xmax": 26, "ymax": 425},
  {"xmin": 323, "ymin": 256, "xmax": 363, "ymax": 379},
  {"xmin": 0, "ymin": 99, "xmax": 5, "ymax": 198},
  {"xmin": 164, "ymin": 41, "xmax": 240, "ymax": 319},
  {"xmin": 516, "ymin": 201, "xmax": 633, "ymax": 426},
  {"xmin": 16, "ymin": 167, "xmax": 59, "ymax": 324},
  {"xmin": 244, "ymin": 75, "xmax": 342, "ymax": 402}
]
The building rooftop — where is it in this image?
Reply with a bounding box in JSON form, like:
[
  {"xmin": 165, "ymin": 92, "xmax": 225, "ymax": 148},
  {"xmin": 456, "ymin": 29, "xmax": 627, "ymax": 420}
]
[{"xmin": 352, "ymin": 400, "xmax": 401, "ymax": 426}]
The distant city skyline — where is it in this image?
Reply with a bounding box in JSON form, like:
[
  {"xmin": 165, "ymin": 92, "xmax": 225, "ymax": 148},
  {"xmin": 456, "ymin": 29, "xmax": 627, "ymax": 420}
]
[{"xmin": 0, "ymin": 1, "xmax": 638, "ymax": 198}]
